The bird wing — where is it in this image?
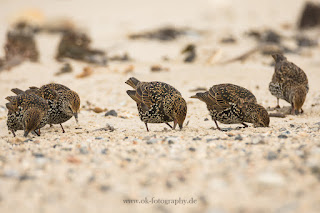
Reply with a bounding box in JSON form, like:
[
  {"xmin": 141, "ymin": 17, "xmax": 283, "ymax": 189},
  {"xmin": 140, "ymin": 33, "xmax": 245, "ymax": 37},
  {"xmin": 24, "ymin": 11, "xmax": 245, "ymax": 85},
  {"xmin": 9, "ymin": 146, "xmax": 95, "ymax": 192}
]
[{"xmin": 208, "ymin": 87, "xmax": 231, "ymax": 111}]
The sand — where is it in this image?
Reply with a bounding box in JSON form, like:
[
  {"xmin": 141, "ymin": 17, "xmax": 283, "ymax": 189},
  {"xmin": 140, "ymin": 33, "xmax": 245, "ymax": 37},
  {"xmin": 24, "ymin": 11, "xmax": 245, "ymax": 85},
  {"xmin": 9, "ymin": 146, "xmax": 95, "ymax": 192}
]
[{"xmin": 0, "ymin": 0, "xmax": 320, "ymax": 212}]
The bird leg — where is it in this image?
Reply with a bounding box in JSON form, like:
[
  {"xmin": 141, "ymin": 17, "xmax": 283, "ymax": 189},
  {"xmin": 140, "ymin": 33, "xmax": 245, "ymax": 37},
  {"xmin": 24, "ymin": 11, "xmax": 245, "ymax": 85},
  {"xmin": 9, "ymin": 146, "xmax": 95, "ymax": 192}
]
[
  {"xmin": 275, "ymin": 98, "xmax": 280, "ymax": 109},
  {"xmin": 144, "ymin": 123, "xmax": 149, "ymax": 132},
  {"xmin": 11, "ymin": 130, "xmax": 16, "ymax": 137},
  {"xmin": 34, "ymin": 130, "xmax": 40, "ymax": 136},
  {"xmin": 241, "ymin": 123, "xmax": 248, "ymax": 128},
  {"xmin": 213, "ymin": 119, "xmax": 222, "ymax": 131},
  {"xmin": 60, "ymin": 124, "xmax": 65, "ymax": 133},
  {"xmin": 165, "ymin": 123, "xmax": 173, "ymax": 129}
]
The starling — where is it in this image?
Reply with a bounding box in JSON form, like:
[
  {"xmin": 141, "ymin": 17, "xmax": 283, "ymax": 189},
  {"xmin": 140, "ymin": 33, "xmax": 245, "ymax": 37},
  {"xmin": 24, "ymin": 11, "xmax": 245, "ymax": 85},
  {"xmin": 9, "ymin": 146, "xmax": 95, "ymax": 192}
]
[
  {"xmin": 125, "ymin": 77, "xmax": 187, "ymax": 131},
  {"xmin": 269, "ymin": 53, "xmax": 309, "ymax": 114},
  {"xmin": 191, "ymin": 84, "xmax": 269, "ymax": 130},
  {"xmin": 5, "ymin": 94, "xmax": 49, "ymax": 137},
  {"xmin": 5, "ymin": 22, "xmax": 39, "ymax": 63},
  {"xmin": 56, "ymin": 30, "xmax": 107, "ymax": 65},
  {"xmin": 11, "ymin": 83, "xmax": 80, "ymax": 133}
]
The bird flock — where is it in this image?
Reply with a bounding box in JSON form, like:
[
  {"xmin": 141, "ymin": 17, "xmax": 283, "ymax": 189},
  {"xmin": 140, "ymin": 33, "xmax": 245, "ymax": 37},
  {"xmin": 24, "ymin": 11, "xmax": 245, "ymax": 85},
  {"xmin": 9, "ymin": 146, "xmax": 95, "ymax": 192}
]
[{"xmin": 5, "ymin": 53, "xmax": 308, "ymax": 136}]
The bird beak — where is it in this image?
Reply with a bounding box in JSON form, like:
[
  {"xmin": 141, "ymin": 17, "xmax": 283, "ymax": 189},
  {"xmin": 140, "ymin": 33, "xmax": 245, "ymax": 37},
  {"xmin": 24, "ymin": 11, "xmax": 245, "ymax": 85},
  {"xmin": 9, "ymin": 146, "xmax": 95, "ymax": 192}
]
[
  {"xmin": 179, "ymin": 124, "xmax": 183, "ymax": 130},
  {"xmin": 173, "ymin": 120, "xmax": 177, "ymax": 130},
  {"xmin": 74, "ymin": 113, "xmax": 78, "ymax": 123},
  {"xmin": 190, "ymin": 95, "xmax": 197, "ymax": 99}
]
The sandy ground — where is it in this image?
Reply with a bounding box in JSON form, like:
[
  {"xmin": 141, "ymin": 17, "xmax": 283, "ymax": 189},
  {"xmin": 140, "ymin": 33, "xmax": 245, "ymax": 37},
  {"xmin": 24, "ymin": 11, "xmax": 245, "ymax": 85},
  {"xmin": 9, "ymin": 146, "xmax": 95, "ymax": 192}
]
[{"xmin": 0, "ymin": 0, "xmax": 320, "ymax": 212}]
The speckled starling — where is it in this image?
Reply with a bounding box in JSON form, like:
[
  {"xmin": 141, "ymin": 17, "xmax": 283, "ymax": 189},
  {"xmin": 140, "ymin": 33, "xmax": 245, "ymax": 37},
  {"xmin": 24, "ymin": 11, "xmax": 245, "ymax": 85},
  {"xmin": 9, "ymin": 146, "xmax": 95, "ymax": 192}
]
[
  {"xmin": 126, "ymin": 77, "xmax": 187, "ymax": 131},
  {"xmin": 11, "ymin": 83, "xmax": 80, "ymax": 133},
  {"xmin": 6, "ymin": 93, "xmax": 49, "ymax": 137},
  {"xmin": 269, "ymin": 53, "xmax": 309, "ymax": 114},
  {"xmin": 5, "ymin": 22, "xmax": 39, "ymax": 63},
  {"xmin": 191, "ymin": 83, "xmax": 269, "ymax": 130}
]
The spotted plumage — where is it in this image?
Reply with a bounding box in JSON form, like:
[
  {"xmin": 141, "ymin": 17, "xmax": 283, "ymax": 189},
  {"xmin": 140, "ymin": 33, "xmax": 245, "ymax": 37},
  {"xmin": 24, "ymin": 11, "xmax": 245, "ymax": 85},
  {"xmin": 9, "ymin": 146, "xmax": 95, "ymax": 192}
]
[
  {"xmin": 191, "ymin": 83, "xmax": 269, "ymax": 130},
  {"xmin": 126, "ymin": 77, "xmax": 187, "ymax": 131},
  {"xmin": 6, "ymin": 93, "xmax": 49, "ymax": 137},
  {"xmin": 11, "ymin": 83, "xmax": 80, "ymax": 133},
  {"xmin": 269, "ymin": 53, "xmax": 309, "ymax": 114}
]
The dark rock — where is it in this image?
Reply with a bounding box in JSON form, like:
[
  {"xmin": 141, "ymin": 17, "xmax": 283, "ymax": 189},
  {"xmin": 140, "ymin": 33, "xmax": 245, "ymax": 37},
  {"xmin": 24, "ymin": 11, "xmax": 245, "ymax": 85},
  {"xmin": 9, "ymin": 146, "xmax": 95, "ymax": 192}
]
[
  {"xmin": 267, "ymin": 151, "xmax": 278, "ymax": 160},
  {"xmin": 95, "ymin": 137, "xmax": 104, "ymax": 140},
  {"xmin": 278, "ymin": 134, "xmax": 288, "ymax": 139},
  {"xmin": 101, "ymin": 148, "xmax": 108, "ymax": 155},
  {"xmin": 55, "ymin": 63, "xmax": 73, "ymax": 76},
  {"xmin": 206, "ymin": 138, "xmax": 219, "ymax": 143},
  {"xmin": 146, "ymin": 138, "xmax": 158, "ymax": 144},
  {"xmin": 19, "ymin": 174, "xmax": 35, "ymax": 181},
  {"xmin": 290, "ymin": 124, "xmax": 295, "ymax": 128},
  {"xmin": 296, "ymin": 35, "xmax": 318, "ymax": 47},
  {"xmin": 181, "ymin": 44, "xmax": 196, "ymax": 63},
  {"xmin": 189, "ymin": 147, "xmax": 196, "ymax": 152},
  {"xmin": 168, "ymin": 140, "xmax": 175, "ymax": 145},
  {"xmin": 128, "ymin": 26, "xmax": 190, "ymax": 41},
  {"xmin": 263, "ymin": 30, "xmax": 281, "ymax": 44},
  {"xmin": 79, "ymin": 147, "xmax": 89, "ymax": 154},
  {"xmin": 298, "ymin": 2, "xmax": 320, "ymax": 29},
  {"xmin": 204, "ymin": 118, "xmax": 209, "ymax": 121},
  {"xmin": 220, "ymin": 36, "xmax": 236, "ymax": 44},
  {"xmin": 235, "ymin": 135, "xmax": 243, "ymax": 141},
  {"xmin": 99, "ymin": 185, "xmax": 111, "ymax": 192},
  {"xmin": 105, "ymin": 110, "xmax": 118, "ymax": 117},
  {"xmin": 33, "ymin": 153, "xmax": 45, "ymax": 158},
  {"xmin": 192, "ymin": 137, "xmax": 202, "ymax": 141}
]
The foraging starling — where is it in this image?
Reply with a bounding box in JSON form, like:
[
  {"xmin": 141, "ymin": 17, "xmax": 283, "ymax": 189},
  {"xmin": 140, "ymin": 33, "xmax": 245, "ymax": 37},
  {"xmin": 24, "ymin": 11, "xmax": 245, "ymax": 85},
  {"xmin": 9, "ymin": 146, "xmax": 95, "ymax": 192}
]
[
  {"xmin": 125, "ymin": 77, "xmax": 187, "ymax": 131},
  {"xmin": 5, "ymin": 22, "xmax": 39, "ymax": 63},
  {"xmin": 269, "ymin": 53, "xmax": 309, "ymax": 114},
  {"xmin": 191, "ymin": 84, "xmax": 269, "ymax": 130},
  {"xmin": 5, "ymin": 93, "xmax": 49, "ymax": 137},
  {"xmin": 56, "ymin": 30, "xmax": 107, "ymax": 65},
  {"xmin": 11, "ymin": 83, "xmax": 80, "ymax": 133}
]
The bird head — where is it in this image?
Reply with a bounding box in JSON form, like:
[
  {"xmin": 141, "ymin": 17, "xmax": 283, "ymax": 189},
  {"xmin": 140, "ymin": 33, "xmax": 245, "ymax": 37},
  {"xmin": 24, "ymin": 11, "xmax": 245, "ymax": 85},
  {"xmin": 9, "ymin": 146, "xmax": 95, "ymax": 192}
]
[
  {"xmin": 271, "ymin": 53, "xmax": 287, "ymax": 63},
  {"xmin": 290, "ymin": 85, "xmax": 307, "ymax": 115},
  {"xmin": 172, "ymin": 95, "xmax": 187, "ymax": 130},
  {"xmin": 243, "ymin": 103, "xmax": 270, "ymax": 127},
  {"xmin": 22, "ymin": 108, "xmax": 45, "ymax": 137},
  {"xmin": 62, "ymin": 90, "xmax": 80, "ymax": 123}
]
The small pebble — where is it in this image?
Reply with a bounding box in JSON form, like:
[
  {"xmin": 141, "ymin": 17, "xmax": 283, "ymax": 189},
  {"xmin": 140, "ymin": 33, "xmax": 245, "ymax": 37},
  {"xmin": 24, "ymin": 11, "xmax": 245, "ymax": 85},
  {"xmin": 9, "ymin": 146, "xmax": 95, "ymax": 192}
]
[
  {"xmin": 206, "ymin": 138, "xmax": 219, "ymax": 143},
  {"xmin": 251, "ymin": 135, "xmax": 266, "ymax": 144},
  {"xmin": 33, "ymin": 153, "xmax": 45, "ymax": 158},
  {"xmin": 290, "ymin": 124, "xmax": 295, "ymax": 128},
  {"xmin": 101, "ymin": 148, "xmax": 108, "ymax": 155},
  {"xmin": 204, "ymin": 118, "xmax": 209, "ymax": 121},
  {"xmin": 19, "ymin": 174, "xmax": 34, "ymax": 181},
  {"xmin": 193, "ymin": 137, "xmax": 202, "ymax": 141},
  {"xmin": 95, "ymin": 137, "xmax": 104, "ymax": 140},
  {"xmin": 79, "ymin": 147, "xmax": 89, "ymax": 154},
  {"xmin": 99, "ymin": 185, "xmax": 111, "ymax": 192},
  {"xmin": 105, "ymin": 110, "xmax": 118, "ymax": 117},
  {"xmin": 189, "ymin": 147, "xmax": 196, "ymax": 152},
  {"xmin": 235, "ymin": 135, "xmax": 243, "ymax": 141},
  {"xmin": 278, "ymin": 134, "xmax": 288, "ymax": 139},
  {"xmin": 146, "ymin": 138, "xmax": 159, "ymax": 144},
  {"xmin": 266, "ymin": 151, "xmax": 278, "ymax": 160}
]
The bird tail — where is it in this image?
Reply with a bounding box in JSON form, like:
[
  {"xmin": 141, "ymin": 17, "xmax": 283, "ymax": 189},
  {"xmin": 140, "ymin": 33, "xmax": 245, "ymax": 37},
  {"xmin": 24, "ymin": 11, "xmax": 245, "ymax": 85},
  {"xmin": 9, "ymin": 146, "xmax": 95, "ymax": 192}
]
[
  {"xmin": 5, "ymin": 95, "xmax": 17, "ymax": 103},
  {"xmin": 11, "ymin": 88, "xmax": 25, "ymax": 95},
  {"xmin": 125, "ymin": 77, "xmax": 140, "ymax": 89},
  {"xmin": 126, "ymin": 90, "xmax": 141, "ymax": 103}
]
